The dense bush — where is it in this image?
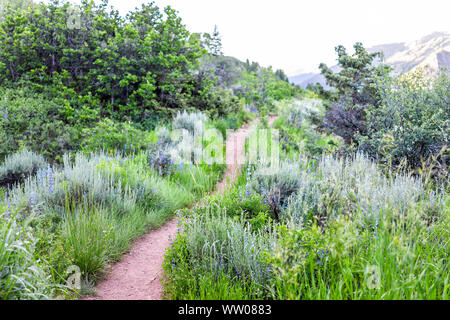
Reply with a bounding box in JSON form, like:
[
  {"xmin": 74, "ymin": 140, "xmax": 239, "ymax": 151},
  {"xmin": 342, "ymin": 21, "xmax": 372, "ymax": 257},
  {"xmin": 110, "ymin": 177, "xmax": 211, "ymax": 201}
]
[
  {"xmin": 323, "ymin": 98, "xmax": 367, "ymax": 144},
  {"xmin": 0, "ymin": 1, "xmax": 208, "ymax": 119},
  {"xmin": 249, "ymin": 161, "xmax": 304, "ymax": 217},
  {"xmin": 172, "ymin": 111, "xmax": 208, "ymax": 135},
  {"xmin": 0, "ymin": 149, "xmax": 47, "ymax": 187},
  {"xmin": 358, "ymin": 70, "xmax": 449, "ymax": 170},
  {"xmin": 274, "ymin": 99, "xmax": 340, "ymax": 156},
  {"xmin": 0, "ymin": 86, "xmax": 81, "ymax": 161},
  {"xmin": 81, "ymin": 119, "xmax": 156, "ymax": 154}
]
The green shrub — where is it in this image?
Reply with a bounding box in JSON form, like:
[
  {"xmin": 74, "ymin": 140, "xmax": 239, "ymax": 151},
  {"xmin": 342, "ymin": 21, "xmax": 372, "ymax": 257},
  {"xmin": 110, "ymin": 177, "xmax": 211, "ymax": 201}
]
[
  {"xmin": 0, "ymin": 87, "xmax": 80, "ymax": 162},
  {"xmin": 0, "ymin": 149, "xmax": 47, "ymax": 187},
  {"xmin": 81, "ymin": 119, "xmax": 156, "ymax": 154},
  {"xmin": 213, "ymin": 109, "xmax": 255, "ymax": 138},
  {"xmin": 0, "ymin": 1, "xmax": 211, "ymax": 119},
  {"xmin": 358, "ymin": 70, "xmax": 449, "ymax": 170},
  {"xmin": 250, "ymin": 161, "xmax": 303, "ymax": 217},
  {"xmin": 274, "ymin": 99, "xmax": 341, "ymax": 157},
  {"xmin": 280, "ymin": 99, "xmax": 322, "ymax": 128}
]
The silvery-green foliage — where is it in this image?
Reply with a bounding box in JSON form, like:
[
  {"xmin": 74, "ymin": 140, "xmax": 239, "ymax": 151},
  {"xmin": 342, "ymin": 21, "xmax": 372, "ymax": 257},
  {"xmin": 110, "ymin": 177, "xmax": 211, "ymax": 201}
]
[
  {"xmin": 250, "ymin": 161, "xmax": 304, "ymax": 215},
  {"xmin": 0, "ymin": 149, "xmax": 47, "ymax": 187},
  {"xmin": 147, "ymin": 127, "xmax": 174, "ymax": 175},
  {"xmin": 181, "ymin": 205, "xmax": 274, "ymax": 287},
  {"xmin": 155, "ymin": 126, "xmax": 172, "ymax": 150},
  {"xmin": 282, "ymin": 153, "xmax": 442, "ymax": 227},
  {"xmin": 148, "ymin": 112, "xmax": 209, "ymax": 169},
  {"xmin": 167, "ymin": 133, "xmax": 203, "ymax": 165},
  {"xmin": 7, "ymin": 152, "xmax": 159, "ymax": 218},
  {"xmin": 164, "ymin": 111, "xmax": 209, "ymax": 165},
  {"xmin": 0, "ymin": 212, "xmax": 54, "ymax": 300},
  {"xmin": 172, "ymin": 111, "xmax": 208, "ymax": 135},
  {"xmin": 281, "ymin": 99, "xmax": 322, "ymax": 128},
  {"xmin": 147, "ymin": 146, "xmax": 174, "ymax": 176}
]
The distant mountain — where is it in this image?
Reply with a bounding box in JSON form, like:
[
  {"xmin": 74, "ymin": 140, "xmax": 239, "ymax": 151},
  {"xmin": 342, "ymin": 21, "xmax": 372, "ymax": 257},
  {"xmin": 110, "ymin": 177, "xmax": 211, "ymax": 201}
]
[
  {"xmin": 290, "ymin": 31, "xmax": 450, "ymax": 88},
  {"xmin": 288, "ymin": 72, "xmax": 316, "ymax": 86}
]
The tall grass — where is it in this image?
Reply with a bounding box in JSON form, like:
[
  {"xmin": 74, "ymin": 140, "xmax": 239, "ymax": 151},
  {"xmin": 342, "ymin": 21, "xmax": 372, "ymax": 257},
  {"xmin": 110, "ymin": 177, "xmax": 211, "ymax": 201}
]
[
  {"xmin": 164, "ymin": 204, "xmax": 275, "ymax": 300},
  {"xmin": 0, "ymin": 211, "xmax": 54, "ymax": 300}
]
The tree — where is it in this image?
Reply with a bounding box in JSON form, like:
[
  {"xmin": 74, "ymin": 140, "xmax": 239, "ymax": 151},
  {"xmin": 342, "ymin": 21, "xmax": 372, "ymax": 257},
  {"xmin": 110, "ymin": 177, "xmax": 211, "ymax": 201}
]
[
  {"xmin": 319, "ymin": 42, "xmax": 390, "ymax": 106},
  {"xmin": 0, "ymin": 0, "xmax": 208, "ymax": 123},
  {"xmin": 0, "ymin": 0, "xmax": 34, "ymax": 21},
  {"xmin": 210, "ymin": 25, "xmax": 223, "ymax": 56},
  {"xmin": 319, "ymin": 43, "xmax": 391, "ymax": 143},
  {"xmin": 275, "ymin": 69, "xmax": 289, "ymax": 83}
]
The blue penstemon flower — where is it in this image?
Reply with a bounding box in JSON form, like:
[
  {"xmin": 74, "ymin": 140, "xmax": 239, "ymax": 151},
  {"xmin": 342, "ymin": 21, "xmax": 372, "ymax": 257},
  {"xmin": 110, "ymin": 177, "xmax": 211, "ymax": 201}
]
[{"xmin": 317, "ymin": 249, "xmax": 326, "ymax": 265}]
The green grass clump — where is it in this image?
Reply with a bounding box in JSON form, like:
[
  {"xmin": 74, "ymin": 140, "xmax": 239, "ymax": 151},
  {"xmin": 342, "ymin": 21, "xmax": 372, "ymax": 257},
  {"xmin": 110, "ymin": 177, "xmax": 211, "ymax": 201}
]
[
  {"xmin": 0, "ymin": 210, "xmax": 54, "ymax": 300},
  {"xmin": 164, "ymin": 204, "xmax": 274, "ymax": 300}
]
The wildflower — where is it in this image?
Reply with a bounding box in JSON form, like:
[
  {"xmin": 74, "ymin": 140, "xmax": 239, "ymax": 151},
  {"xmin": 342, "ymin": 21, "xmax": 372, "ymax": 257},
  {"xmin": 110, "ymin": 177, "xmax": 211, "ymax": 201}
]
[
  {"xmin": 47, "ymin": 165, "xmax": 54, "ymax": 194},
  {"xmin": 317, "ymin": 249, "xmax": 326, "ymax": 265},
  {"xmin": 177, "ymin": 160, "xmax": 184, "ymax": 173},
  {"xmin": 5, "ymin": 200, "xmax": 11, "ymax": 217},
  {"xmin": 30, "ymin": 191, "xmax": 36, "ymax": 207}
]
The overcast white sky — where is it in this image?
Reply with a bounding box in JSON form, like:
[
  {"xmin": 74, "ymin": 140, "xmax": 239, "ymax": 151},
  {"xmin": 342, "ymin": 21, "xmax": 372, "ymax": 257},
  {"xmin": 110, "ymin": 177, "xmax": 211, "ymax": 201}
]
[{"xmin": 64, "ymin": 0, "xmax": 449, "ymax": 75}]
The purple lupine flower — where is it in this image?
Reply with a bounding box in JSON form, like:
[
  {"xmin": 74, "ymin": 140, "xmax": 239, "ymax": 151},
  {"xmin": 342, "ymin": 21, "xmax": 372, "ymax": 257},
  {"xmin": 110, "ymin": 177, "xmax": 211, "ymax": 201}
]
[
  {"xmin": 178, "ymin": 161, "xmax": 184, "ymax": 173},
  {"xmin": 37, "ymin": 168, "xmax": 43, "ymax": 185},
  {"xmin": 5, "ymin": 200, "xmax": 11, "ymax": 217},
  {"xmin": 47, "ymin": 165, "xmax": 54, "ymax": 194},
  {"xmin": 30, "ymin": 191, "xmax": 36, "ymax": 207},
  {"xmin": 245, "ymin": 182, "xmax": 251, "ymax": 198}
]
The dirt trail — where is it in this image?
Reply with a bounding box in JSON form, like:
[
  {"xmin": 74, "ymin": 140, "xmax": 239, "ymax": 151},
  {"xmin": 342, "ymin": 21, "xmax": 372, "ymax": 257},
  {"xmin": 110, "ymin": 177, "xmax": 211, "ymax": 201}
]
[{"xmin": 84, "ymin": 119, "xmax": 259, "ymax": 301}]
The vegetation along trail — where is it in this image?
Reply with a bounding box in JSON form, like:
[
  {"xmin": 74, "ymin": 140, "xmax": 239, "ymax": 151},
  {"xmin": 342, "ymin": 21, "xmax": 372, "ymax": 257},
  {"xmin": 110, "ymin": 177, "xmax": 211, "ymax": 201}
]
[{"xmin": 84, "ymin": 119, "xmax": 261, "ymax": 300}]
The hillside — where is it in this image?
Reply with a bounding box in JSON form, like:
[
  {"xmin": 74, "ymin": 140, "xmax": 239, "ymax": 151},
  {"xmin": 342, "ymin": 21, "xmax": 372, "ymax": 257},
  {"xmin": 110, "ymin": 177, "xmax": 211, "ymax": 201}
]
[{"xmin": 290, "ymin": 31, "xmax": 450, "ymax": 88}]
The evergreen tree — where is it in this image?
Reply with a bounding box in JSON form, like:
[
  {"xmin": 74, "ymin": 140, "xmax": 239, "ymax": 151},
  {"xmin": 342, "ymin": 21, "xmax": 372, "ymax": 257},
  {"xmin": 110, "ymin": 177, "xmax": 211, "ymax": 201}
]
[
  {"xmin": 319, "ymin": 43, "xmax": 392, "ymax": 143},
  {"xmin": 210, "ymin": 25, "xmax": 223, "ymax": 56},
  {"xmin": 319, "ymin": 42, "xmax": 390, "ymax": 106}
]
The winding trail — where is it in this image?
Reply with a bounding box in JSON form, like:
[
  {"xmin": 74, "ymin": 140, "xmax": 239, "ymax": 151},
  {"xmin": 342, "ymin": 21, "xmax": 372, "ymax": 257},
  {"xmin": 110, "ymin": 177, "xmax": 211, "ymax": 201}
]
[{"xmin": 84, "ymin": 118, "xmax": 265, "ymax": 300}]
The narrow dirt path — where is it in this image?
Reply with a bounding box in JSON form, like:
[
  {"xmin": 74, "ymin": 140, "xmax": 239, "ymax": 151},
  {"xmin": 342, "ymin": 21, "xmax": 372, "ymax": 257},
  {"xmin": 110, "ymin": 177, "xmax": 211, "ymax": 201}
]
[{"xmin": 84, "ymin": 119, "xmax": 258, "ymax": 301}]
